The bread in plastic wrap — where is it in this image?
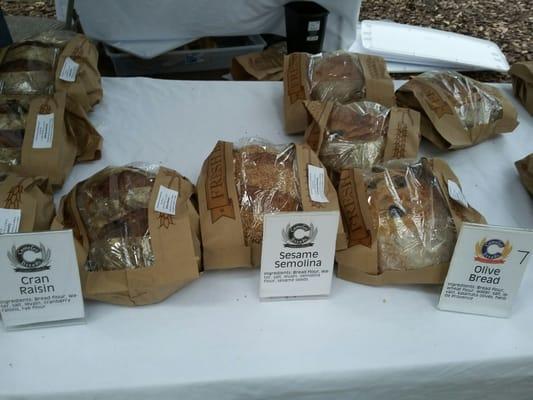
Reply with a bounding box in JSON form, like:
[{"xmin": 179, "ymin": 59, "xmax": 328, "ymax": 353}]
[
  {"xmin": 319, "ymin": 101, "xmax": 390, "ymax": 174},
  {"xmin": 309, "ymin": 52, "xmax": 365, "ymax": 104},
  {"xmin": 363, "ymin": 159, "xmax": 456, "ymax": 272},
  {"xmin": 0, "ymin": 99, "xmax": 28, "ymax": 166},
  {"xmin": 233, "ymin": 139, "xmax": 301, "ymax": 245},
  {"xmin": 0, "ymin": 42, "xmax": 59, "ymax": 95},
  {"xmin": 75, "ymin": 165, "xmax": 158, "ymax": 271},
  {"xmin": 417, "ymin": 71, "xmax": 503, "ymax": 129}
]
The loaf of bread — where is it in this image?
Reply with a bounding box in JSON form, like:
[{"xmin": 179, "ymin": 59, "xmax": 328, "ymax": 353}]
[
  {"xmin": 0, "ymin": 100, "xmax": 27, "ymax": 166},
  {"xmin": 76, "ymin": 166, "xmax": 157, "ymax": 271},
  {"xmin": 309, "ymin": 52, "xmax": 365, "ymax": 104},
  {"xmin": 234, "ymin": 141, "xmax": 301, "ymax": 245},
  {"xmin": 319, "ymin": 101, "xmax": 389, "ymax": 174},
  {"xmin": 0, "ymin": 42, "xmax": 58, "ymax": 95},
  {"xmin": 364, "ymin": 159, "xmax": 456, "ymax": 272},
  {"xmin": 418, "ymin": 71, "xmax": 503, "ymax": 129}
]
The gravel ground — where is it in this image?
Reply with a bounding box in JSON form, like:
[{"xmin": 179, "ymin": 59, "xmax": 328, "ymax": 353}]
[
  {"xmin": 1, "ymin": 0, "xmax": 530, "ymax": 81},
  {"xmin": 360, "ymin": 0, "xmax": 532, "ymax": 81}
]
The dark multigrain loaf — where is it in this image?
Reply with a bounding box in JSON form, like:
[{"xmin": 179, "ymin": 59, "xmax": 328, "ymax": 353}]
[{"xmin": 76, "ymin": 167, "xmax": 156, "ymax": 271}]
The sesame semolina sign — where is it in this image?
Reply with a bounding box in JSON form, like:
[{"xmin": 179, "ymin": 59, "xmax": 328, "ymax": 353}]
[{"xmin": 259, "ymin": 211, "xmax": 339, "ymax": 299}]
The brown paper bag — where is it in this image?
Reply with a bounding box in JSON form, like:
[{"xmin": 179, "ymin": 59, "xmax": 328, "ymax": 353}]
[
  {"xmin": 197, "ymin": 140, "xmax": 347, "ymax": 270},
  {"xmin": 54, "ymin": 33, "xmax": 103, "ymax": 112},
  {"xmin": 283, "ymin": 52, "xmax": 395, "ymax": 135},
  {"xmin": 396, "ymin": 71, "xmax": 518, "ymax": 150},
  {"xmin": 510, "ymin": 61, "xmax": 533, "ymax": 115},
  {"xmin": 336, "ymin": 158, "xmax": 486, "ymax": 285},
  {"xmin": 0, "ymin": 31, "xmax": 102, "ymax": 112},
  {"xmin": 55, "ymin": 165, "xmax": 201, "ymax": 306},
  {"xmin": 515, "ymin": 153, "xmax": 533, "ymax": 195},
  {"xmin": 303, "ymin": 100, "xmax": 420, "ymax": 183},
  {"xmin": 231, "ymin": 43, "xmax": 285, "ymax": 81},
  {"xmin": 0, "ymin": 92, "xmax": 102, "ymax": 189},
  {"xmin": 0, "ymin": 173, "xmax": 54, "ymax": 232}
]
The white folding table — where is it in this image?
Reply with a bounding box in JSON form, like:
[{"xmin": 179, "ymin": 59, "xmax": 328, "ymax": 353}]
[{"xmin": 0, "ymin": 78, "xmax": 532, "ymax": 400}]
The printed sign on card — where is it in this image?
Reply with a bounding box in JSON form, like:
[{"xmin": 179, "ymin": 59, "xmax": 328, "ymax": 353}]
[
  {"xmin": 438, "ymin": 223, "xmax": 533, "ymax": 318},
  {"xmin": 260, "ymin": 211, "xmax": 339, "ymax": 299},
  {"xmin": 0, "ymin": 230, "xmax": 85, "ymax": 330}
]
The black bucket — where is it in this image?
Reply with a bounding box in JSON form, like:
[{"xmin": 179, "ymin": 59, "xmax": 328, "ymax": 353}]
[{"xmin": 284, "ymin": 1, "xmax": 329, "ymax": 54}]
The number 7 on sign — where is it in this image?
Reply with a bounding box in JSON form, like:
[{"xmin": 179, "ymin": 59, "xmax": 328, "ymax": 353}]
[{"xmin": 518, "ymin": 250, "xmax": 531, "ymax": 265}]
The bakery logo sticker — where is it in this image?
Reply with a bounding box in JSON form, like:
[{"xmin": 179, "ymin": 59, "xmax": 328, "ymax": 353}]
[
  {"xmin": 475, "ymin": 238, "xmax": 512, "ymax": 264},
  {"xmin": 8, "ymin": 243, "xmax": 51, "ymax": 273},
  {"xmin": 282, "ymin": 223, "xmax": 317, "ymax": 248}
]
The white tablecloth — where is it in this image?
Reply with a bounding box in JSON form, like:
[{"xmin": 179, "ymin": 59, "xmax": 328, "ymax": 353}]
[
  {"xmin": 1, "ymin": 78, "xmax": 532, "ymax": 400},
  {"xmin": 55, "ymin": 0, "xmax": 361, "ymax": 58}
]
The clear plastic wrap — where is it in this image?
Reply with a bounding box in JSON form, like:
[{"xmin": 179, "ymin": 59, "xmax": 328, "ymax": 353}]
[
  {"xmin": 76, "ymin": 165, "xmax": 158, "ymax": 271},
  {"xmin": 30, "ymin": 30, "xmax": 77, "ymax": 47},
  {"xmin": 363, "ymin": 159, "xmax": 456, "ymax": 272},
  {"xmin": 308, "ymin": 52, "xmax": 366, "ymax": 104},
  {"xmin": 319, "ymin": 101, "xmax": 390, "ymax": 173},
  {"xmin": 233, "ymin": 139, "xmax": 301, "ymax": 245},
  {"xmin": 0, "ymin": 42, "xmax": 59, "ymax": 95},
  {"xmin": 0, "ymin": 100, "xmax": 28, "ymax": 166},
  {"xmin": 418, "ymin": 71, "xmax": 503, "ymax": 129}
]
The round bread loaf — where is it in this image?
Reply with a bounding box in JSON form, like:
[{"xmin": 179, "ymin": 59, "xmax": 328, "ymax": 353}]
[
  {"xmin": 419, "ymin": 71, "xmax": 503, "ymax": 129},
  {"xmin": 309, "ymin": 52, "xmax": 365, "ymax": 104},
  {"xmin": 364, "ymin": 160, "xmax": 456, "ymax": 272},
  {"xmin": 234, "ymin": 143, "xmax": 301, "ymax": 245},
  {"xmin": 319, "ymin": 102, "xmax": 389, "ymax": 176},
  {"xmin": 76, "ymin": 166, "xmax": 156, "ymax": 271}
]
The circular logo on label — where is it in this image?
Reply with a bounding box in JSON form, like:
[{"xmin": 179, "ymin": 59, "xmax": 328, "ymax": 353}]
[
  {"xmin": 482, "ymin": 239, "xmax": 505, "ymax": 260},
  {"xmin": 8, "ymin": 243, "xmax": 51, "ymax": 272},
  {"xmin": 282, "ymin": 223, "xmax": 318, "ymax": 248}
]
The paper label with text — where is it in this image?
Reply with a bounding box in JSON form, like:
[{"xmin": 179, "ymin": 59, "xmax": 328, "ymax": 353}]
[
  {"xmin": 448, "ymin": 180, "xmax": 469, "ymax": 208},
  {"xmin": 308, "ymin": 21, "xmax": 321, "ymax": 31},
  {"xmin": 154, "ymin": 185, "xmax": 179, "ymax": 215},
  {"xmin": 0, "ymin": 208, "xmax": 21, "ymax": 234},
  {"xmin": 59, "ymin": 57, "xmax": 80, "ymax": 82},
  {"xmin": 260, "ymin": 211, "xmax": 339, "ymax": 299},
  {"xmin": 438, "ymin": 223, "xmax": 532, "ymax": 318},
  {"xmin": 33, "ymin": 113, "xmax": 54, "ymax": 149},
  {"xmin": 308, "ymin": 165, "xmax": 329, "ymax": 203}
]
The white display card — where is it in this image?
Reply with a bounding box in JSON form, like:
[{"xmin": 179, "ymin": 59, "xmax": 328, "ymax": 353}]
[
  {"xmin": 260, "ymin": 211, "xmax": 339, "ymax": 299},
  {"xmin": 0, "ymin": 230, "xmax": 85, "ymax": 330},
  {"xmin": 438, "ymin": 223, "xmax": 533, "ymax": 318}
]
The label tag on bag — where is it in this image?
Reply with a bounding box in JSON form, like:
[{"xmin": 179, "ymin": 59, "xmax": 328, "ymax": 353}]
[
  {"xmin": 0, "ymin": 208, "xmax": 21, "ymax": 234},
  {"xmin": 438, "ymin": 223, "xmax": 533, "ymax": 318},
  {"xmin": 33, "ymin": 113, "xmax": 54, "ymax": 149},
  {"xmin": 0, "ymin": 230, "xmax": 85, "ymax": 330},
  {"xmin": 447, "ymin": 180, "xmax": 469, "ymax": 208},
  {"xmin": 308, "ymin": 165, "xmax": 329, "ymax": 203},
  {"xmin": 154, "ymin": 185, "xmax": 179, "ymax": 215},
  {"xmin": 59, "ymin": 57, "xmax": 80, "ymax": 82},
  {"xmin": 260, "ymin": 211, "xmax": 339, "ymax": 299}
]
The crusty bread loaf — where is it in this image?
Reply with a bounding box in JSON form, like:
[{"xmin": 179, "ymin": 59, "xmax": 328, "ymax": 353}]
[
  {"xmin": 234, "ymin": 143, "xmax": 300, "ymax": 244},
  {"xmin": 418, "ymin": 71, "xmax": 503, "ymax": 129},
  {"xmin": 319, "ymin": 102, "xmax": 389, "ymax": 175},
  {"xmin": 364, "ymin": 160, "xmax": 456, "ymax": 272},
  {"xmin": 0, "ymin": 100, "xmax": 27, "ymax": 166},
  {"xmin": 309, "ymin": 52, "xmax": 365, "ymax": 104},
  {"xmin": 76, "ymin": 167, "xmax": 156, "ymax": 271}
]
